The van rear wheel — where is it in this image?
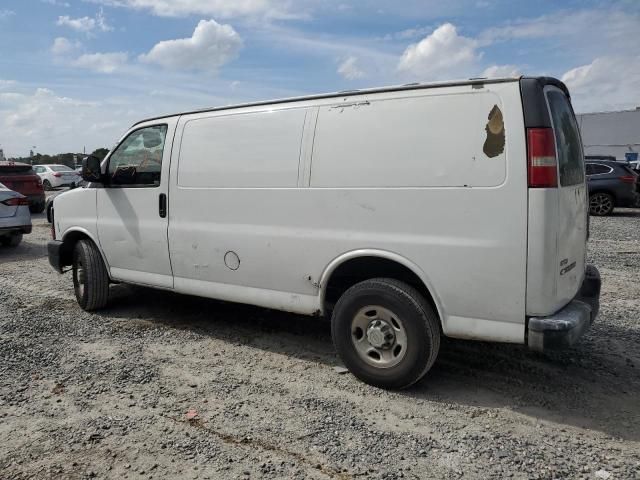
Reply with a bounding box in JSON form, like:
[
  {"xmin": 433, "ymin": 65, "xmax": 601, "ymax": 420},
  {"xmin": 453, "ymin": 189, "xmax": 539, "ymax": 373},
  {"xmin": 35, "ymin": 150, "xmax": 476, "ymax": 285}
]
[
  {"xmin": 73, "ymin": 239, "xmax": 109, "ymax": 311},
  {"xmin": 331, "ymin": 278, "xmax": 440, "ymax": 390}
]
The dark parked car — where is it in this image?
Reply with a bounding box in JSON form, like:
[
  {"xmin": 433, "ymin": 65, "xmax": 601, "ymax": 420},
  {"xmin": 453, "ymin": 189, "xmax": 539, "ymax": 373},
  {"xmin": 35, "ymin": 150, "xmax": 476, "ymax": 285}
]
[
  {"xmin": 586, "ymin": 160, "xmax": 640, "ymax": 216},
  {"xmin": 0, "ymin": 161, "xmax": 46, "ymax": 213}
]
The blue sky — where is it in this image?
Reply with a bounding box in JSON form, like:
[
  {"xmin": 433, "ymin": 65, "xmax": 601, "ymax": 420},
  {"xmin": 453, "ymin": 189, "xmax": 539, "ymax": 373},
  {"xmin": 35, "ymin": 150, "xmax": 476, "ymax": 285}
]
[{"xmin": 0, "ymin": 0, "xmax": 639, "ymax": 156}]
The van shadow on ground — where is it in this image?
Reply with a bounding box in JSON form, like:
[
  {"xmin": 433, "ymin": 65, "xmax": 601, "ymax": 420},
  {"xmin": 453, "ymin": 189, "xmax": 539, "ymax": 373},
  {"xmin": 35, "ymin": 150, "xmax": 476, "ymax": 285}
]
[{"xmin": 99, "ymin": 284, "xmax": 640, "ymax": 442}]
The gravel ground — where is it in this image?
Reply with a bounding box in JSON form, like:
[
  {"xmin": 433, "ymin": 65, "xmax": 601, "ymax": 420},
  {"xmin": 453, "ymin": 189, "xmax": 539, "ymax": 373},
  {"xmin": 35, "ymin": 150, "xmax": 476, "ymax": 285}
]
[{"xmin": 1, "ymin": 206, "xmax": 639, "ymax": 479}]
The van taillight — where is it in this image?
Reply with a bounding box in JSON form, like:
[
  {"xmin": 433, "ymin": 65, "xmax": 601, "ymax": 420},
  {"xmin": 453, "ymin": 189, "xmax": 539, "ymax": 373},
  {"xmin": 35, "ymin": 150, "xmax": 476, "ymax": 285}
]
[{"xmin": 527, "ymin": 128, "xmax": 557, "ymax": 188}]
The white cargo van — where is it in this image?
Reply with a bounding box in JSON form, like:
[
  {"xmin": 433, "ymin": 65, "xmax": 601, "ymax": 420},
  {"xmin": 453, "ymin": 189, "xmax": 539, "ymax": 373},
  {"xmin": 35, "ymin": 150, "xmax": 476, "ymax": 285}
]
[{"xmin": 49, "ymin": 76, "xmax": 600, "ymax": 389}]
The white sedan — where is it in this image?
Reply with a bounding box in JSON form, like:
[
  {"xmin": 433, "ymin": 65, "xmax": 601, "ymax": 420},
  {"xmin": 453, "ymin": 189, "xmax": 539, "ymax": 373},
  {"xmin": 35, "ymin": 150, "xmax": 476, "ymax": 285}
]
[
  {"xmin": 0, "ymin": 182, "xmax": 32, "ymax": 247},
  {"xmin": 33, "ymin": 164, "xmax": 82, "ymax": 190}
]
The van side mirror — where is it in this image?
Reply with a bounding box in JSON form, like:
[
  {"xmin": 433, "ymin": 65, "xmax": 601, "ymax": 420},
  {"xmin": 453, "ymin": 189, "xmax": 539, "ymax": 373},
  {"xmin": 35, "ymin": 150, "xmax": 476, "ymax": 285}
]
[{"xmin": 82, "ymin": 155, "xmax": 102, "ymax": 183}]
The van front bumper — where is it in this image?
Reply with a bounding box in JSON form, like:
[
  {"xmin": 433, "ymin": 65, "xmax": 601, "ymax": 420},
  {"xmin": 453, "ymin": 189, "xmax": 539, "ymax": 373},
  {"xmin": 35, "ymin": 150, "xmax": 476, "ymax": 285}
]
[
  {"xmin": 528, "ymin": 264, "xmax": 601, "ymax": 352},
  {"xmin": 48, "ymin": 240, "xmax": 64, "ymax": 273}
]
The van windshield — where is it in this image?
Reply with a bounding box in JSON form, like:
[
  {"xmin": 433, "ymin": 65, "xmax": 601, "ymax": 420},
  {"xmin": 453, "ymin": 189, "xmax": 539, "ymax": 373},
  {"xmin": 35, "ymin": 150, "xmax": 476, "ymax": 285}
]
[{"xmin": 546, "ymin": 90, "xmax": 584, "ymax": 186}]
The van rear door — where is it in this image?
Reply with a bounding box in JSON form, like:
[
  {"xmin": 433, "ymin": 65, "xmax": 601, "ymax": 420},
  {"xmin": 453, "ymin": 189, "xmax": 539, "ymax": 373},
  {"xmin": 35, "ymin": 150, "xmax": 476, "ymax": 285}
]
[
  {"xmin": 523, "ymin": 78, "xmax": 587, "ymax": 316},
  {"xmin": 545, "ymin": 86, "xmax": 587, "ymax": 307}
]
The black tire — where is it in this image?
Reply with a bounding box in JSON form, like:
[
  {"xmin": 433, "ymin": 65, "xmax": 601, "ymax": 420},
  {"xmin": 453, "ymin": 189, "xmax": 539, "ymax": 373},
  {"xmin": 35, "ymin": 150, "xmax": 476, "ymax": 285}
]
[
  {"xmin": 72, "ymin": 239, "xmax": 109, "ymax": 311},
  {"xmin": 589, "ymin": 192, "xmax": 614, "ymax": 216},
  {"xmin": 43, "ymin": 180, "xmax": 52, "ymax": 191},
  {"xmin": 30, "ymin": 202, "xmax": 45, "ymax": 214},
  {"xmin": 0, "ymin": 233, "xmax": 22, "ymax": 247},
  {"xmin": 331, "ymin": 278, "xmax": 440, "ymax": 390}
]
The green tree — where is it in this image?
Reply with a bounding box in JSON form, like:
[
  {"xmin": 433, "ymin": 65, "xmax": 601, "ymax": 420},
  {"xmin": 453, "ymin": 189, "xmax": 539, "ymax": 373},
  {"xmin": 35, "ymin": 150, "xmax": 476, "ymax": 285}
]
[{"xmin": 91, "ymin": 148, "xmax": 110, "ymax": 161}]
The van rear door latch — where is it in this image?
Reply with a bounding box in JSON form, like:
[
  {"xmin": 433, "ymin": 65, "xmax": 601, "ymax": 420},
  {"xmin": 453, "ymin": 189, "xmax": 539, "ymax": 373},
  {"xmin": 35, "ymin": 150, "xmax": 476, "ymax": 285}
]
[{"xmin": 159, "ymin": 193, "xmax": 167, "ymax": 218}]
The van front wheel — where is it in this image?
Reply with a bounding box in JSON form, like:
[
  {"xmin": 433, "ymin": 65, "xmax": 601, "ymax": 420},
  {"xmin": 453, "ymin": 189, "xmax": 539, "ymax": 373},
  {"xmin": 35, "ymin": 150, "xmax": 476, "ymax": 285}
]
[
  {"xmin": 331, "ymin": 278, "xmax": 440, "ymax": 390},
  {"xmin": 73, "ymin": 239, "xmax": 109, "ymax": 311}
]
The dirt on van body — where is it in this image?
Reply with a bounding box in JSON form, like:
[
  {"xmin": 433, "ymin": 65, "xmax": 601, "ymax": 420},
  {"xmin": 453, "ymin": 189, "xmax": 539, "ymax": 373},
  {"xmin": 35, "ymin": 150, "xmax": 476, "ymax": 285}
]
[{"xmin": 1, "ymin": 208, "xmax": 639, "ymax": 480}]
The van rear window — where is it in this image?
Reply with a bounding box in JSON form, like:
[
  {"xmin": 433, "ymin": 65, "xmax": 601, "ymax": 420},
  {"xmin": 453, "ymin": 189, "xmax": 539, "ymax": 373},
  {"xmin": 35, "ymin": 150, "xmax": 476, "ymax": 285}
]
[{"xmin": 546, "ymin": 90, "xmax": 584, "ymax": 186}]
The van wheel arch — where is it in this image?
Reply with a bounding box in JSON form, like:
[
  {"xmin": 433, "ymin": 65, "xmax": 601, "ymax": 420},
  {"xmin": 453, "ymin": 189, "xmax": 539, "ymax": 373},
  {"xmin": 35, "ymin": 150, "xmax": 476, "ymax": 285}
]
[
  {"xmin": 59, "ymin": 231, "xmax": 108, "ymax": 274},
  {"xmin": 321, "ymin": 253, "xmax": 441, "ymax": 328}
]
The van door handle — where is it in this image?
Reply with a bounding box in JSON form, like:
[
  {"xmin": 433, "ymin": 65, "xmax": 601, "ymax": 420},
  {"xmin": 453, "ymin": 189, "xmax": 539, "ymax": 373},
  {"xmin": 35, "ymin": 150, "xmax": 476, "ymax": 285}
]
[{"xmin": 159, "ymin": 193, "xmax": 167, "ymax": 218}]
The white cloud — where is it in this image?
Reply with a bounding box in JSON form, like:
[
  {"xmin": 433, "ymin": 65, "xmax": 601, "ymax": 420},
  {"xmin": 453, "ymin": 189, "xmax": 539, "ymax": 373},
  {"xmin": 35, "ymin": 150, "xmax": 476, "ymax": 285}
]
[
  {"xmin": 72, "ymin": 52, "xmax": 128, "ymax": 73},
  {"xmin": 0, "ymin": 9, "xmax": 15, "ymax": 19},
  {"xmin": 57, "ymin": 8, "xmax": 112, "ymax": 33},
  {"xmin": 3, "ymin": 88, "xmax": 96, "ymax": 129},
  {"xmin": 89, "ymin": 0, "xmax": 299, "ymax": 19},
  {"xmin": 51, "ymin": 37, "xmax": 81, "ymax": 55},
  {"xmin": 398, "ymin": 23, "xmax": 479, "ymax": 80},
  {"xmin": 337, "ymin": 56, "xmax": 365, "ymax": 80},
  {"xmin": 139, "ymin": 20, "xmax": 242, "ymax": 72},
  {"xmin": 0, "ymin": 88, "xmax": 106, "ymax": 155},
  {"xmin": 482, "ymin": 64, "xmax": 521, "ymax": 78},
  {"xmin": 562, "ymin": 56, "xmax": 640, "ymax": 113},
  {"xmin": 0, "ymin": 79, "xmax": 17, "ymax": 89},
  {"xmin": 0, "ymin": 80, "xmax": 247, "ymax": 157},
  {"xmin": 95, "ymin": 8, "xmax": 112, "ymax": 31},
  {"xmin": 479, "ymin": 9, "xmax": 640, "ymax": 57},
  {"xmin": 57, "ymin": 15, "xmax": 96, "ymax": 32},
  {"xmin": 41, "ymin": 0, "xmax": 71, "ymax": 6},
  {"xmin": 0, "ymin": 87, "xmax": 151, "ymax": 156},
  {"xmin": 382, "ymin": 26, "xmax": 433, "ymax": 42}
]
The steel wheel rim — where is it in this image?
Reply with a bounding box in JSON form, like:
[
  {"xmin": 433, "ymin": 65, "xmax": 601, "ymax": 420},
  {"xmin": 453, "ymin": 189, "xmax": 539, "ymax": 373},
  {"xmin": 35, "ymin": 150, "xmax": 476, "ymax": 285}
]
[
  {"xmin": 75, "ymin": 258, "xmax": 86, "ymax": 298},
  {"xmin": 351, "ymin": 305, "xmax": 408, "ymax": 369},
  {"xmin": 590, "ymin": 194, "xmax": 612, "ymax": 215}
]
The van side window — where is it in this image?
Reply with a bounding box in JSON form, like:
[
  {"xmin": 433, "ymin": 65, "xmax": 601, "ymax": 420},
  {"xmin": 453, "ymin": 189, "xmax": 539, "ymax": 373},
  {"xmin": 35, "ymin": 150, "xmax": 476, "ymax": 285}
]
[
  {"xmin": 108, "ymin": 125, "xmax": 168, "ymax": 187},
  {"xmin": 546, "ymin": 91, "xmax": 584, "ymax": 187}
]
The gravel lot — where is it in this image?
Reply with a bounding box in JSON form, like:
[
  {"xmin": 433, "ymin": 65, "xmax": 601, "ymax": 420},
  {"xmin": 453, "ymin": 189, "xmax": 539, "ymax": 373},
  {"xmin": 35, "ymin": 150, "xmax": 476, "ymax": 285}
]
[{"xmin": 1, "ymin": 204, "xmax": 639, "ymax": 479}]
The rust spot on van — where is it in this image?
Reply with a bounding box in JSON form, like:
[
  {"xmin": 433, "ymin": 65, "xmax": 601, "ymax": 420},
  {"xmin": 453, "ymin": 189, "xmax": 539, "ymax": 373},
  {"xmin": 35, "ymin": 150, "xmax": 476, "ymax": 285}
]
[{"xmin": 483, "ymin": 105, "xmax": 505, "ymax": 158}]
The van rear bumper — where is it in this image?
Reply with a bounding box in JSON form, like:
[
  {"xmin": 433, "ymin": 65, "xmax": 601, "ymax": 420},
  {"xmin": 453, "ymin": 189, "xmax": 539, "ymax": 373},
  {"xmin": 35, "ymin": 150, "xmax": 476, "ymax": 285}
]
[{"xmin": 527, "ymin": 264, "xmax": 601, "ymax": 352}]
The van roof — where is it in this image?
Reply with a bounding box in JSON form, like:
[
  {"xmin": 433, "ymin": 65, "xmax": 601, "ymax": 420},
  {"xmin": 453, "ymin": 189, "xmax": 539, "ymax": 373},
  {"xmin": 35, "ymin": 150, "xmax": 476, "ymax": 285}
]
[{"xmin": 133, "ymin": 76, "xmax": 526, "ymax": 127}]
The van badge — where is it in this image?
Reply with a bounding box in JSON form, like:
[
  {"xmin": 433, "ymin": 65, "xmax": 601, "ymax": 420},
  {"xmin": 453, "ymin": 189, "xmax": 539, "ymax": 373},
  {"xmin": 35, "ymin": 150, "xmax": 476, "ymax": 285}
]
[{"xmin": 560, "ymin": 261, "xmax": 576, "ymax": 276}]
